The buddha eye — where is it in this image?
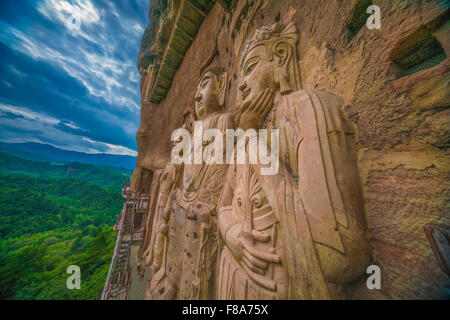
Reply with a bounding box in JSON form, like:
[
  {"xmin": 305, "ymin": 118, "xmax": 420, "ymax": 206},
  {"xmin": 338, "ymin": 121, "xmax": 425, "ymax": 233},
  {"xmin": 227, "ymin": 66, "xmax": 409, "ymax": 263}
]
[{"xmin": 245, "ymin": 62, "xmax": 257, "ymax": 75}]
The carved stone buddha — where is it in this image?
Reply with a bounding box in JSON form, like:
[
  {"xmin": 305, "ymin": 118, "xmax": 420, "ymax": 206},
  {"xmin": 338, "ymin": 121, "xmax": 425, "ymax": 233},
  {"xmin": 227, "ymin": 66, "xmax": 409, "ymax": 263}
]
[
  {"xmin": 217, "ymin": 22, "xmax": 371, "ymax": 300},
  {"xmin": 147, "ymin": 67, "xmax": 234, "ymax": 300}
]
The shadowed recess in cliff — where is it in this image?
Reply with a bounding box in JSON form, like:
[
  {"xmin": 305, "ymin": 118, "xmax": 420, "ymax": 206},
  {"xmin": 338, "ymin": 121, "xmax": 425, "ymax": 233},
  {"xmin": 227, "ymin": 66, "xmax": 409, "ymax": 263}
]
[
  {"xmin": 391, "ymin": 26, "xmax": 446, "ymax": 78},
  {"xmin": 390, "ymin": 9, "xmax": 449, "ymax": 78},
  {"xmin": 346, "ymin": 0, "xmax": 373, "ymax": 39}
]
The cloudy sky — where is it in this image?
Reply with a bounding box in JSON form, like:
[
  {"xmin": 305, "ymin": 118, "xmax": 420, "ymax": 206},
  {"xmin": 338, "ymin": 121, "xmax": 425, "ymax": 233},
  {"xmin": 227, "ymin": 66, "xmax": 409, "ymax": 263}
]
[{"xmin": 0, "ymin": 0, "xmax": 149, "ymax": 156}]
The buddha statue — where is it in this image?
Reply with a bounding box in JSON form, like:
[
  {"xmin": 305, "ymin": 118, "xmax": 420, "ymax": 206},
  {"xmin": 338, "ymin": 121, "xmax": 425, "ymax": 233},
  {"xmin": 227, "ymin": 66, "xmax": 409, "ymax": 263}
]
[
  {"xmin": 147, "ymin": 66, "xmax": 234, "ymax": 300},
  {"xmin": 217, "ymin": 21, "xmax": 371, "ymax": 299}
]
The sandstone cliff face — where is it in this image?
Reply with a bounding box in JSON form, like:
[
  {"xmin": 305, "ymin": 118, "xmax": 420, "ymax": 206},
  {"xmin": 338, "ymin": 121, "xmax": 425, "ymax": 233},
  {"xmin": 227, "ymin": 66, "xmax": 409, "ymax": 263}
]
[{"xmin": 133, "ymin": 0, "xmax": 449, "ymax": 299}]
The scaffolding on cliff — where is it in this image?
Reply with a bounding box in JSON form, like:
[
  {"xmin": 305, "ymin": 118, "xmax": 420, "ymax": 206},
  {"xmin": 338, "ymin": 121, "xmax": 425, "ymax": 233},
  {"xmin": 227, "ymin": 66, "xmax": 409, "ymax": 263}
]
[{"xmin": 101, "ymin": 183, "xmax": 149, "ymax": 300}]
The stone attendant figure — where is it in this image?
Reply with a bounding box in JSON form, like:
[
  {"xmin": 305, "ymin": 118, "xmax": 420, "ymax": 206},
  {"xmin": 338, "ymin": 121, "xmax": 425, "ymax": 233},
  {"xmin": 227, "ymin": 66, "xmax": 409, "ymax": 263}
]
[
  {"xmin": 149, "ymin": 67, "xmax": 234, "ymax": 300},
  {"xmin": 143, "ymin": 158, "xmax": 182, "ymax": 296},
  {"xmin": 217, "ymin": 22, "xmax": 371, "ymax": 299}
]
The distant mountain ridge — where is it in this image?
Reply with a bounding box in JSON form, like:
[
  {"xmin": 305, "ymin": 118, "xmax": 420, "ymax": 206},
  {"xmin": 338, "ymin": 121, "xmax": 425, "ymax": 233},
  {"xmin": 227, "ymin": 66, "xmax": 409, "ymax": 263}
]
[{"xmin": 0, "ymin": 142, "xmax": 136, "ymax": 170}]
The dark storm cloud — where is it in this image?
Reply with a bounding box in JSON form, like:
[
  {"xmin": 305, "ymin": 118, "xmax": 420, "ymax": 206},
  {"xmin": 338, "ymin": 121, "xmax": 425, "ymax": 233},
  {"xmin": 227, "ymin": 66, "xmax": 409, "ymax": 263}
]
[{"xmin": 0, "ymin": 0, "xmax": 149, "ymax": 155}]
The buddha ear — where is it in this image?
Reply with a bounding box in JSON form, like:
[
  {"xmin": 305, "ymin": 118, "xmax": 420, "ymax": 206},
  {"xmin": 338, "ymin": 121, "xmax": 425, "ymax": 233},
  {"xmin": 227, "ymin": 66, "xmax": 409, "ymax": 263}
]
[
  {"xmin": 273, "ymin": 41, "xmax": 294, "ymax": 95},
  {"xmin": 273, "ymin": 40, "xmax": 292, "ymax": 67},
  {"xmin": 217, "ymin": 72, "xmax": 228, "ymax": 107}
]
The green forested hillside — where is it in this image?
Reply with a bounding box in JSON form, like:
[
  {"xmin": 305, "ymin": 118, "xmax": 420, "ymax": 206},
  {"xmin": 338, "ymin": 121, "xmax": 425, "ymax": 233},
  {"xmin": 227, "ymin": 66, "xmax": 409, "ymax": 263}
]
[
  {"xmin": 0, "ymin": 226, "xmax": 116, "ymax": 300},
  {"xmin": 0, "ymin": 152, "xmax": 127, "ymax": 300},
  {"xmin": 0, "ymin": 175, "xmax": 123, "ymax": 239},
  {"xmin": 0, "ymin": 152, "xmax": 131, "ymax": 189}
]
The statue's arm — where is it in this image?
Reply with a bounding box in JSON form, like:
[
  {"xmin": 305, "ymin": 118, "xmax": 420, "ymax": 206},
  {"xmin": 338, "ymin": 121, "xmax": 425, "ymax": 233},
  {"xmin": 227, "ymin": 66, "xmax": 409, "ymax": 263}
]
[
  {"xmin": 217, "ymin": 166, "xmax": 239, "ymax": 243},
  {"xmin": 217, "ymin": 166, "xmax": 248, "ymax": 265},
  {"xmin": 293, "ymin": 92, "xmax": 371, "ymax": 284}
]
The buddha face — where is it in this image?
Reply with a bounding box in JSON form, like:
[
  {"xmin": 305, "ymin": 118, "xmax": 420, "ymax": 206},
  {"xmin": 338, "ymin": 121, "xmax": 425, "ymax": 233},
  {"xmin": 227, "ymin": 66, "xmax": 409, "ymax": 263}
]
[
  {"xmin": 194, "ymin": 71, "xmax": 221, "ymax": 119},
  {"xmin": 238, "ymin": 44, "xmax": 277, "ymax": 111}
]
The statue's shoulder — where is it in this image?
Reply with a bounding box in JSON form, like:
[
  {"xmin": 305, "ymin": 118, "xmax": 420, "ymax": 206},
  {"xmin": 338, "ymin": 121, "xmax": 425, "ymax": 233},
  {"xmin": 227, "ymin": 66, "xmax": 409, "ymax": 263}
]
[
  {"xmin": 283, "ymin": 90, "xmax": 344, "ymax": 110},
  {"xmin": 217, "ymin": 112, "xmax": 235, "ymax": 128},
  {"xmin": 281, "ymin": 90, "xmax": 354, "ymax": 133},
  {"xmin": 218, "ymin": 112, "xmax": 234, "ymax": 120}
]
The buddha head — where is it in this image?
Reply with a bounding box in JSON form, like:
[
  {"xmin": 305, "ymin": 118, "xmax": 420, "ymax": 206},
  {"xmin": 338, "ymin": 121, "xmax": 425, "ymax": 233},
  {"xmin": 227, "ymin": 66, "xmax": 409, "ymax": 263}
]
[
  {"xmin": 238, "ymin": 22, "xmax": 301, "ymax": 110},
  {"xmin": 194, "ymin": 67, "xmax": 228, "ymax": 120}
]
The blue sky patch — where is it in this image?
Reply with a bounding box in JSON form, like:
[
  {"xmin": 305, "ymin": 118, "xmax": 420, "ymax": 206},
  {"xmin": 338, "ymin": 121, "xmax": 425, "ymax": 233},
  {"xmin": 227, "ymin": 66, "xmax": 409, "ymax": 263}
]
[{"xmin": 0, "ymin": 0, "xmax": 149, "ymax": 156}]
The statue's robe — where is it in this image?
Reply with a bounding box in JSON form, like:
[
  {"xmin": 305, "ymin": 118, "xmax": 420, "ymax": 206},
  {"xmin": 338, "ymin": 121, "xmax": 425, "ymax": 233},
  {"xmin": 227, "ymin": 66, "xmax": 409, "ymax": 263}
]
[
  {"xmin": 140, "ymin": 169, "xmax": 165, "ymax": 266},
  {"xmin": 142, "ymin": 163, "xmax": 181, "ymax": 300},
  {"xmin": 153, "ymin": 112, "xmax": 233, "ymax": 300},
  {"xmin": 218, "ymin": 90, "xmax": 370, "ymax": 300}
]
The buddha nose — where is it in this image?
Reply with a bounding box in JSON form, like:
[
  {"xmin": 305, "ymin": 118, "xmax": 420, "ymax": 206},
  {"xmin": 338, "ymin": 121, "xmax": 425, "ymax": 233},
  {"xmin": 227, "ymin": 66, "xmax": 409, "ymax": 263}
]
[{"xmin": 195, "ymin": 93, "xmax": 202, "ymax": 102}]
